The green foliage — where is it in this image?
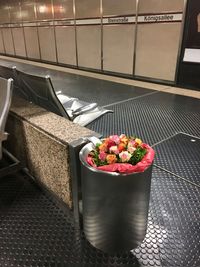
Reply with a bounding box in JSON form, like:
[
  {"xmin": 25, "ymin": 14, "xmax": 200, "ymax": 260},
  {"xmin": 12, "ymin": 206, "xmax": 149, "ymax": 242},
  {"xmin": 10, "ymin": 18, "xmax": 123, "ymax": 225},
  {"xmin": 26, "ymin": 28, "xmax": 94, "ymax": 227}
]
[
  {"xmin": 129, "ymin": 147, "xmax": 147, "ymax": 165},
  {"xmin": 89, "ymin": 150, "xmax": 108, "ymax": 167}
]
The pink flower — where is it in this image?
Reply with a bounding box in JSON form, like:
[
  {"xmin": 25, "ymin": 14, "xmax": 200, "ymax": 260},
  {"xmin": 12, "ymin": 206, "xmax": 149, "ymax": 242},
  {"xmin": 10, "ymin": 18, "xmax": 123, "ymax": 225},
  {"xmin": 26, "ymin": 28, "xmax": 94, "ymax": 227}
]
[
  {"xmin": 109, "ymin": 135, "xmax": 120, "ymax": 145},
  {"xmin": 109, "ymin": 146, "xmax": 119, "ymax": 155},
  {"xmin": 99, "ymin": 151, "xmax": 107, "ymax": 161},
  {"xmin": 127, "ymin": 146, "xmax": 136, "ymax": 154},
  {"xmin": 128, "ymin": 140, "xmax": 136, "ymax": 148},
  {"xmin": 119, "ymin": 151, "xmax": 132, "ymax": 162},
  {"xmin": 127, "ymin": 140, "xmax": 137, "ymax": 153}
]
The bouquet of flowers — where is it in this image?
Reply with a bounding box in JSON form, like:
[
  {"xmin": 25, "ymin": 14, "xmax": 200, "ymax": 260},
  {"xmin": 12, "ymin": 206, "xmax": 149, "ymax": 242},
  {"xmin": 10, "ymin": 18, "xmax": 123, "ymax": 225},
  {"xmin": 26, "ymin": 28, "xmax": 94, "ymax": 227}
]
[{"xmin": 87, "ymin": 134, "xmax": 155, "ymax": 174}]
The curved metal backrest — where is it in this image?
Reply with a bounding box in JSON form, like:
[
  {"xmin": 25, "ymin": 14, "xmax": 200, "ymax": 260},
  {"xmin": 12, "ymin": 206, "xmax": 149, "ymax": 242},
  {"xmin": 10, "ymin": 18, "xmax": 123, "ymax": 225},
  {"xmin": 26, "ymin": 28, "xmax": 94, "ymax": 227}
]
[
  {"xmin": 0, "ymin": 65, "xmax": 15, "ymax": 80},
  {"xmin": 15, "ymin": 69, "xmax": 70, "ymax": 119},
  {"xmin": 0, "ymin": 78, "xmax": 13, "ymax": 132},
  {"xmin": 0, "ymin": 78, "xmax": 13, "ymax": 160},
  {"xmin": 0, "ymin": 65, "xmax": 27, "ymax": 100},
  {"xmin": 13, "ymin": 68, "xmax": 113, "ymax": 127}
]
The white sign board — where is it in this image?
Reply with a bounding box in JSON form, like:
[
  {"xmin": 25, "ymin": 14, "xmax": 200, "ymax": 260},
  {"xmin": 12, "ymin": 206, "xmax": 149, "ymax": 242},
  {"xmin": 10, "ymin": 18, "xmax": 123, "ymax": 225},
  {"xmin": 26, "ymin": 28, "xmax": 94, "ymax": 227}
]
[{"xmin": 183, "ymin": 48, "xmax": 200, "ymax": 63}]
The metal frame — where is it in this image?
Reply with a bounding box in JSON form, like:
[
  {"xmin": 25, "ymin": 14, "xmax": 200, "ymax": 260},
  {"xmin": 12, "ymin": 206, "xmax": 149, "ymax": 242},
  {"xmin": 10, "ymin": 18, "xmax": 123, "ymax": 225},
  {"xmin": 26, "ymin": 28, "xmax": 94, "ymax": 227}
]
[
  {"xmin": 73, "ymin": 0, "xmax": 79, "ymax": 67},
  {"xmin": 0, "ymin": 148, "xmax": 22, "ymax": 178},
  {"xmin": 34, "ymin": 0, "xmax": 42, "ymax": 61},
  {"xmin": 20, "ymin": 1, "xmax": 28, "ymax": 58},
  {"xmin": 174, "ymin": 0, "xmax": 188, "ymax": 84},
  {"xmin": 100, "ymin": 0, "xmax": 103, "ymax": 71},
  {"xmin": 9, "ymin": 4, "xmax": 17, "ymax": 57},
  {"xmin": 68, "ymin": 134, "xmax": 101, "ymax": 228},
  {"xmin": 52, "ymin": 0, "xmax": 58, "ymax": 64},
  {"xmin": 15, "ymin": 68, "xmax": 71, "ymax": 119},
  {"xmin": 132, "ymin": 0, "xmax": 139, "ymax": 76},
  {"xmin": 68, "ymin": 138, "xmax": 87, "ymax": 228}
]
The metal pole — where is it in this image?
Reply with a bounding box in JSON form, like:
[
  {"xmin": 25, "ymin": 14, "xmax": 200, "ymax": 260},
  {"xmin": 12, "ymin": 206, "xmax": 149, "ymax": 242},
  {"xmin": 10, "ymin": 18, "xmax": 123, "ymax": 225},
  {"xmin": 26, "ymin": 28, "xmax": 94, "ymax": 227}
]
[
  {"xmin": 174, "ymin": 0, "xmax": 188, "ymax": 85},
  {"xmin": 132, "ymin": 0, "xmax": 139, "ymax": 77},
  {"xmin": 34, "ymin": 0, "xmax": 42, "ymax": 60},
  {"xmin": 52, "ymin": 0, "xmax": 59, "ymax": 63},
  {"xmin": 73, "ymin": 0, "xmax": 79, "ymax": 67}
]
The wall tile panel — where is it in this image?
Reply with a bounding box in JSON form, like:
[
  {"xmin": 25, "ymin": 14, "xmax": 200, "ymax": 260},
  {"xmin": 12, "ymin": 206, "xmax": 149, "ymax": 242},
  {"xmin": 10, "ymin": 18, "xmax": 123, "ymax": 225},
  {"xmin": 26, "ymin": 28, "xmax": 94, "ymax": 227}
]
[
  {"xmin": 21, "ymin": 1, "xmax": 36, "ymax": 22},
  {"xmin": 0, "ymin": 31, "xmax": 5, "ymax": 53},
  {"xmin": 10, "ymin": 2, "xmax": 22, "ymax": 23},
  {"xmin": 135, "ymin": 23, "xmax": 182, "ymax": 81},
  {"xmin": 53, "ymin": 0, "xmax": 74, "ymax": 19},
  {"xmin": 103, "ymin": 0, "xmax": 136, "ymax": 16},
  {"xmin": 12, "ymin": 27, "xmax": 26, "ymax": 57},
  {"xmin": 36, "ymin": 0, "xmax": 53, "ymax": 20},
  {"xmin": 138, "ymin": 0, "xmax": 184, "ymax": 14},
  {"xmin": 55, "ymin": 26, "xmax": 76, "ymax": 65},
  {"xmin": 38, "ymin": 26, "xmax": 57, "ymax": 62},
  {"xmin": 77, "ymin": 25, "xmax": 101, "ymax": 69},
  {"xmin": 24, "ymin": 27, "xmax": 40, "ymax": 59},
  {"xmin": 103, "ymin": 24, "xmax": 135, "ymax": 74},
  {"xmin": 75, "ymin": 0, "xmax": 100, "ymax": 19},
  {"xmin": 2, "ymin": 28, "xmax": 15, "ymax": 55},
  {"xmin": 0, "ymin": 1, "xmax": 10, "ymax": 24}
]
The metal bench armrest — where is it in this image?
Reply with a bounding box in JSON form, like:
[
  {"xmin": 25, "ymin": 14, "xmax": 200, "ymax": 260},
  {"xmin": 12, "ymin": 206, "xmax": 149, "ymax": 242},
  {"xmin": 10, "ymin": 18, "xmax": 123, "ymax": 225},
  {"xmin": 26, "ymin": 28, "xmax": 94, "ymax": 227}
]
[{"xmin": 0, "ymin": 132, "xmax": 8, "ymax": 141}]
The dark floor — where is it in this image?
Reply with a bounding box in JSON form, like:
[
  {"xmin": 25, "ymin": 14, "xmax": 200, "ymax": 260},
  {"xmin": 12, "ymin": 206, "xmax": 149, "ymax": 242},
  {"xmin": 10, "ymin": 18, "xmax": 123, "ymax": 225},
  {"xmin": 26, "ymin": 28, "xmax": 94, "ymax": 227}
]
[
  {"xmin": 87, "ymin": 92, "xmax": 200, "ymax": 145},
  {"xmin": 1, "ymin": 134, "xmax": 200, "ymax": 267},
  {"xmin": 0, "ymin": 58, "xmax": 200, "ymax": 267}
]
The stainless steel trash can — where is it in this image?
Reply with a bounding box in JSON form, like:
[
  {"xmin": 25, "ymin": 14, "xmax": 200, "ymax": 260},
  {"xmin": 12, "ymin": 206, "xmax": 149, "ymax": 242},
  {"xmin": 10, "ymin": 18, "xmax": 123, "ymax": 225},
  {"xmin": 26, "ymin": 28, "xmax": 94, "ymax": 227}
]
[{"xmin": 79, "ymin": 142, "xmax": 153, "ymax": 253}]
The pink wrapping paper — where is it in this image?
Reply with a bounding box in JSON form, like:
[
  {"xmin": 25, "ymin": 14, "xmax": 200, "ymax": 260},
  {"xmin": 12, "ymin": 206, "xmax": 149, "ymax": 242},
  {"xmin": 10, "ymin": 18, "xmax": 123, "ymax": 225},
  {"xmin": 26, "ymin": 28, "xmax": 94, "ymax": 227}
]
[{"xmin": 87, "ymin": 144, "xmax": 155, "ymax": 174}]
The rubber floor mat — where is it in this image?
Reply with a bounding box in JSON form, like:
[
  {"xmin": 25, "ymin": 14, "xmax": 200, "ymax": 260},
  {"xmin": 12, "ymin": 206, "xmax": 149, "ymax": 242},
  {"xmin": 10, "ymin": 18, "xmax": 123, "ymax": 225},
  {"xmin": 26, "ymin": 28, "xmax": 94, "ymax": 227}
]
[
  {"xmin": 87, "ymin": 92, "xmax": 200, "ymax": 145},
  {"xmin": 147, "ymin": 167, "xmax": 200, "ymax": 267},
  {"xmin": 0, "ymin": 169, "xmax": 199, "ymax": 267},
  {"xmin": 154, "ymin": 133, "xmax": 200, "ymax": 186},
  {"xmin": 53, "ymin": 78, "xmax": 155, "ymax": 106}
]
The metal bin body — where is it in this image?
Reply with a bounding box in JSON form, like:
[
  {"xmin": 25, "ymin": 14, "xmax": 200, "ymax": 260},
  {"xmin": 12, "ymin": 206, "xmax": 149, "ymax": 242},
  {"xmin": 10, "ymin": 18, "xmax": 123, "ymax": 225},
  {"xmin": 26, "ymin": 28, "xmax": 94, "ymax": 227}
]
[{"xmin": 79, "ymin": 143, "xmax": 153, "ymax": 253}]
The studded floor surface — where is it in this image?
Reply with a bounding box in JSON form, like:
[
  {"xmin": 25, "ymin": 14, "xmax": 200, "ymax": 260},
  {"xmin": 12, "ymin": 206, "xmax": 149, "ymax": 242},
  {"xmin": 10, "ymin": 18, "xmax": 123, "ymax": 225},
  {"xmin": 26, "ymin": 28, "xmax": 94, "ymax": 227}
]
[
  {"xmin": 154, "ymin": 133, "xmax": 200, "ymax": 187},
  {"xmin": 87, "ymin": 92, "xmax": 200, "ymax": 145},
  {"xmin": 0, "ymin": 164, "xmax": 199, "ymax": 267},
  {"xmin": 1, "ymin": 135, "xmax": 200, "ymax": 267}
]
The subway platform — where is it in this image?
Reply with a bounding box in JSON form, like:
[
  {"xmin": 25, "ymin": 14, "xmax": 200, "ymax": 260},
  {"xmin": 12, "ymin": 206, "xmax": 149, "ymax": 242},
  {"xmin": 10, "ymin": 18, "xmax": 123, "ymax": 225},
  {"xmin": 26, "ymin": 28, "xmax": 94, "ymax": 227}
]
[{"xmin": 0, "ymin": 57, "xmax": 200, "ymax": 267}]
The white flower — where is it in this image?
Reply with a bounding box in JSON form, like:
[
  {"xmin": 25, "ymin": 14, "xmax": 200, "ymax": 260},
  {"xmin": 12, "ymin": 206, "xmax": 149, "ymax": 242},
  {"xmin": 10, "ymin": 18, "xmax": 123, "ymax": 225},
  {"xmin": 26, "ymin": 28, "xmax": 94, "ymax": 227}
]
[
  {"xmin": 109, "ymin": 146, "xmax": 119, "ymax": 155},
  {"xmin": 119, "ymin": 151, "xmax": 132, "ymax": 162},
  {"xmin": 128, "ymin": 146, "xmax": 136, "ymax": 154}
]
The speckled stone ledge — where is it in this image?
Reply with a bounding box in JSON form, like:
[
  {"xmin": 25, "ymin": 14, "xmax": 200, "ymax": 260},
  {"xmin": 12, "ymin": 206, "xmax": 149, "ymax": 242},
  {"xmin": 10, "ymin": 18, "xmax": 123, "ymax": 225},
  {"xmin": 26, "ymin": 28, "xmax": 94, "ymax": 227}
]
[{"xmin": 6, "ymin": 96, "xmax": 97, "ymax": 208}]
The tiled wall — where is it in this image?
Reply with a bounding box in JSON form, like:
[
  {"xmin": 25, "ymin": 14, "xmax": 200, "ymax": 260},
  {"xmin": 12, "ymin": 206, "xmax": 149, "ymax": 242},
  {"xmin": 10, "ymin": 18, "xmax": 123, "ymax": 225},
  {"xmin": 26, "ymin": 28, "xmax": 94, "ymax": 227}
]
[{"xmin": 0, "ymin": 0, "xmax": 185, "ymax": 82}]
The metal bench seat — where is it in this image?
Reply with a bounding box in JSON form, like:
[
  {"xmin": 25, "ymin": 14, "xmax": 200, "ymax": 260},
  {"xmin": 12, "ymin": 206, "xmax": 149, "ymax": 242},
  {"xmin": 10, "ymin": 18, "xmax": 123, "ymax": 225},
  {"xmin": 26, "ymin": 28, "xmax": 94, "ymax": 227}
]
[
  {"xmin": 0, "ymin": 65, "xmax": 28, "ymax": 100},
  {"xmin": 0, "ymin": 78, "xmax": 13, "ymax": 160},
  {"xmin": 13, "ymin": 69, "xmax": 113, "ymax": 126},
  {"xmin": 56, "ymin": 92, "xmax": 77, "ymax": 104},
  {"xmin": 56, "ymin": 93, "xmax": 98, "ymax": 118}
]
